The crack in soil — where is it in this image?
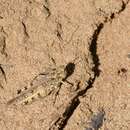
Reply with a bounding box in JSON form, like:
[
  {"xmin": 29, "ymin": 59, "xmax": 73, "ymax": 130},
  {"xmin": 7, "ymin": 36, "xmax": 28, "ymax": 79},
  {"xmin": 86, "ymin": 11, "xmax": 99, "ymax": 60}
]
[
  {"xmin": 119, "ymin": 0, "xmax": 129, "ymax": 14},
  {"xmin": 49, "ymin": 1, "xmax": 130, "ymax": 129},
  {"xmin": 105, "ymin": 0, "xmax": 130, "ymax": 23},
  {"xmin": 89, "ymin": 23, "xmax": 103, "ymax": 77}
]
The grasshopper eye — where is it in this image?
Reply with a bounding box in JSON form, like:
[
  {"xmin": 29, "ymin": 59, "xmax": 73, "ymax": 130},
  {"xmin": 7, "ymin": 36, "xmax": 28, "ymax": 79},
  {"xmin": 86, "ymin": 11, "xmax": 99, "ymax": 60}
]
[{"xmin": 31, "ymin": 97, "xmax": 34, "ymax": 100}]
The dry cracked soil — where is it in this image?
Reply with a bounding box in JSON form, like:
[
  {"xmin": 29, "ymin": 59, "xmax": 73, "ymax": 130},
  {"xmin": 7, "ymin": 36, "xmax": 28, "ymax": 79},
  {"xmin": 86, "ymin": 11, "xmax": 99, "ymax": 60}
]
[{"xmin": 0, "ymin": 0, "xmax": 130, "ymax": 130}]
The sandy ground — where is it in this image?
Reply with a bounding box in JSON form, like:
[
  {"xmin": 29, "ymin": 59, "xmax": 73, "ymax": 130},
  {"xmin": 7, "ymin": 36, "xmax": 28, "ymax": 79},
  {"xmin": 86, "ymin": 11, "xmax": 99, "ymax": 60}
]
[{"xmin": 0, "ymin": 0, "xmax": 130, "ymax": 130}]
